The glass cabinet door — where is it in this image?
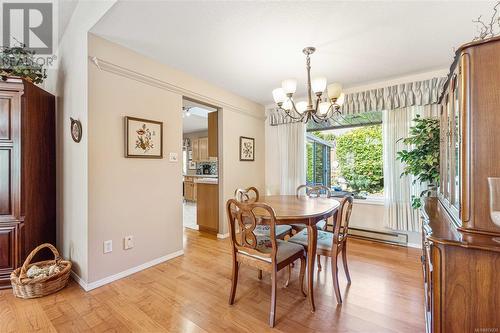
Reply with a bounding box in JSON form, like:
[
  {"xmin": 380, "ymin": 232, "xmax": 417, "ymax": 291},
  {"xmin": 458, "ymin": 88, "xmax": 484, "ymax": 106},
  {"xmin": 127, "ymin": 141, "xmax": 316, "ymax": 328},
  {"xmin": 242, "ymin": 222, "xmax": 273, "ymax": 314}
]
[
  {"xmin": 452, "ymin": 74, "xmax": 461, "ymax": 210},
  {"xmin": 446, "ymin": 95, "xmax": 452, "ymax": 197}
]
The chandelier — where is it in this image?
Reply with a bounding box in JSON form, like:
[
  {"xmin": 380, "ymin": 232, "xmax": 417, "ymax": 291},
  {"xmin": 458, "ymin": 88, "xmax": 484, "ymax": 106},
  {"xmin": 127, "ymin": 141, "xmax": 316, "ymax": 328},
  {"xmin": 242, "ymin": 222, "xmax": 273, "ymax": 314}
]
[{"xmin": 272, "ymin": 47, "xmax": 344, "ymax": 123}]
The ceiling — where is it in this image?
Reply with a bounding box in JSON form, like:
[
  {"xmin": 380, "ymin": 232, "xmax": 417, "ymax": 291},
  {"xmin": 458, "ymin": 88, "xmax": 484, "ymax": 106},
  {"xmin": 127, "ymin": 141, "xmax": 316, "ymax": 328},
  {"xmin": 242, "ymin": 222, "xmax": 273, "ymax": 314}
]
[{"xmin": 91, "ymin": 1, "xmax": 494, "ymax": 105}]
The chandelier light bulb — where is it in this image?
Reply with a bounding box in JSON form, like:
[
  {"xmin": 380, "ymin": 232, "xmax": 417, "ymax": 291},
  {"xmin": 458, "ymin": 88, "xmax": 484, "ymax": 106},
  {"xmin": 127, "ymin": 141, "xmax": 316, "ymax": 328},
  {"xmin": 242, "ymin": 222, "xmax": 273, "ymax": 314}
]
[
  {"xmin": 312, "ymin": 77, "xmax": 327, "ymax": 94},
  {"xmin": 327, "ymin": 82, "xmax": 343, "ymax": 100},
  {"xmin": 281, "ymin": 79, "xmax": 297, "ymax": 95},
  {"xmin": 296, "ymin": 101, "xmax": 308, "ymax": 114},
  {"xmin": 272, "ymin": 88, "xmax": 286, "ymax": 104},
  {"xmin": 282, "ymin": 99, "xmax": 292, "ymax": 110},
  {"xmin": 336, "ymin": 92, "xmax": 345, "ymax": 106}
]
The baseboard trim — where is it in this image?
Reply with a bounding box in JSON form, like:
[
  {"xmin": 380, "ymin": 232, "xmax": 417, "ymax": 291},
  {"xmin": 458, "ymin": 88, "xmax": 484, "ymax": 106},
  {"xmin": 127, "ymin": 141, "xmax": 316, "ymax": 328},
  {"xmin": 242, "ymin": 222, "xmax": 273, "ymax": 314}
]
[
  {"xmin": 217, "ymin": 232, "xmax": 229, "ymax": 239},
  {"xmin": 71, "ymin": 250, "xmax": 184, "ymax": 292}
]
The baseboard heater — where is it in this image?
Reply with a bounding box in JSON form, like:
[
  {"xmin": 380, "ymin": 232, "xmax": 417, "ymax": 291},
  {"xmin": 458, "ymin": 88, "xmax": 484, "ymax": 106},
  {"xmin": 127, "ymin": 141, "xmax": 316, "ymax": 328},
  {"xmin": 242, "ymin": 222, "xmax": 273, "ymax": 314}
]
[{"xmin": 347, "ymin": 227, "xmax": 408, "ymax": 246}]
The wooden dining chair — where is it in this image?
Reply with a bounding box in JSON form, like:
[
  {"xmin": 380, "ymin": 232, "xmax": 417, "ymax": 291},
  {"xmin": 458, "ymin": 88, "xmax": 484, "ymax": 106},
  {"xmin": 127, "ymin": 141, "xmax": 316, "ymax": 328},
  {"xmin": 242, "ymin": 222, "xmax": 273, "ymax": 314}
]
[
  {"xmin": 234, "ymin": 187, "xmax": 292, "ymax": 240},
  {"xmin": 293, "ymin": 184, "xmax": 332, "ymax": 232},
  {"xmin": 288, "ymin": 196, "xmax": 354, "ymax": 304},
  {"xmin": 226, "ymin": 199, "xmax": 307, "ymax": 327}
]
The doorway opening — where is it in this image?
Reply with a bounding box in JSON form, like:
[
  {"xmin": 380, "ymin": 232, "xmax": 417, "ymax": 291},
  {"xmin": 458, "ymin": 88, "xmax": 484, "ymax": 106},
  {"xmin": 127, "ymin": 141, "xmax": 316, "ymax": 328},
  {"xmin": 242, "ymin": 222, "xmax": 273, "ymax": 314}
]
[{"xmin": 182, "ymin": 98, "xmax": 220, "ymax": 234}]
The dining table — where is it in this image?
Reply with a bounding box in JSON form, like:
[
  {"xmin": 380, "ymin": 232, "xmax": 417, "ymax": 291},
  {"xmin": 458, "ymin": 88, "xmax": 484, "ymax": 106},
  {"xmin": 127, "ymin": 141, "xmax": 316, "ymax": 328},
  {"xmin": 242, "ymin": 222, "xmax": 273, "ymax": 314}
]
[{"xmin": 258, "ymin": 195, "xmax": 343, "ymax": 312}]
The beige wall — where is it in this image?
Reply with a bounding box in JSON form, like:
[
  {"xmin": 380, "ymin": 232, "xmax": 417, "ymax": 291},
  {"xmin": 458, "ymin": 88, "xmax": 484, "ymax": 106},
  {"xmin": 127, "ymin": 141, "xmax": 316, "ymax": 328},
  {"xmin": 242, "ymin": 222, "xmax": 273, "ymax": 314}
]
[
  {"xmin": 87, "ymin": 34, "xmax": 265, "ymax": 284},
  {"xmin": 42, "ymin": 1, "xmax": 116, "ymax": 281},
  {"xmin": 220, "ymin": 107, "xmax": 265, "ymax": 235}
]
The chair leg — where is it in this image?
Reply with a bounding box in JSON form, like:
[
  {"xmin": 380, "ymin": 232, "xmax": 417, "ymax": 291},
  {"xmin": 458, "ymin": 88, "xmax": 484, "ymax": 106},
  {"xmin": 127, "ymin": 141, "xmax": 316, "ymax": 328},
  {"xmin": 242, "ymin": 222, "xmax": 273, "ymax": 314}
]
[
  {"xmin": 299, "ymin": 256, "xmax": 307, "ymax": 297},
  {"xmin": 284, "ymin": 265, "xmax": 291, "ymax": 287},
  {"xmin": 229, "ymin": 261, "xmax": 239, "ymax": 305},
  {"xmin": 258, "ymin": 269, "xmax": 262, "ymax": 280},
  {"xmin": 270, "ymin": 268, "xmax": 277, "ymax": 327},
  {"xmin": 331, "ymin": 253, "xmax": 342, "ymax": 304},
  {"xmin": 342, "ymin": 244, "xmax": 351, "ymax": 284},
  {"xmin": 317, "ymin": 254, "xmax": 322, "ymax": 271}
]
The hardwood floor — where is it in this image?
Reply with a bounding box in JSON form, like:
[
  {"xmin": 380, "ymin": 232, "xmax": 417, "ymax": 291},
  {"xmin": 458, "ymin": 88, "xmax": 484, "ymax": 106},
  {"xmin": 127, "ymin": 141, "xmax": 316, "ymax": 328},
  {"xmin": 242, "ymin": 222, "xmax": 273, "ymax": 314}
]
[{"xmin": 0, "ymin": 230, "xmax": 425, "ymax": 332}]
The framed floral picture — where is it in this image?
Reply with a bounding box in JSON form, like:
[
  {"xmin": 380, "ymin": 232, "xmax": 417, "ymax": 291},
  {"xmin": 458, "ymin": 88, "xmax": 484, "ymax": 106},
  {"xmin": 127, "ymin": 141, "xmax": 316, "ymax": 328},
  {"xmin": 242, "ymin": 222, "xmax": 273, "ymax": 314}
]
[
  {"xmin": 239, "ymin": 136, "xmax": 255, "ymax": 161},
  {"xmin": 125, "ymin": 116, "xmax": 163, "ymax": 158}
]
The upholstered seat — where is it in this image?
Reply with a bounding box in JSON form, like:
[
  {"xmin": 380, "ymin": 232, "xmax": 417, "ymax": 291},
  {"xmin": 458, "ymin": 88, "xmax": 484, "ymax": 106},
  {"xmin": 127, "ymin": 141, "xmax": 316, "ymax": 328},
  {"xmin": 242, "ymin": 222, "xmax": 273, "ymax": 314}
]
[
  {"xmin": 254, "ymin": 224, "xmax": 293, "ymax": 239},
  {"xmin": 238, "ymin": 237, "xmax": 305, "ymax": 263},
  {"xmin": 288, "ymin": 229, "xmax": 336, "ymax": 251},
  {"xmin": 290, "ymin": 219, "xmax": 327, "ymax": 232}
]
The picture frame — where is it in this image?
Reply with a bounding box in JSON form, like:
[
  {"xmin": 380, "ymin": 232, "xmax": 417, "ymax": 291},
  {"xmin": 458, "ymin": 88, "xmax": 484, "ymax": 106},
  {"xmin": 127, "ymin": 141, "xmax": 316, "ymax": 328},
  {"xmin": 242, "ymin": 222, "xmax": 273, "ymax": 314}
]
[
  {"xmin": 239, "ymin": 136, "xmax": 255, "ymax": 161},
  {"xmin": 125, "ymin": 116, "xmax": 163, "ymax": 158},
  {"xmin": 188, "ymin": 161, "xmax": 197, "ymax": 170}
]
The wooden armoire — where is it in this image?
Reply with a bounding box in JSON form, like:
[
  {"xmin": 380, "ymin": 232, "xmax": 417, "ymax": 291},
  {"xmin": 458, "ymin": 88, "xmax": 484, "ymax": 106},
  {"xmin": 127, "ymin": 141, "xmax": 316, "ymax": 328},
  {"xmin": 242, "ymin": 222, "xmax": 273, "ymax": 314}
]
[
  {"xmin": 0, "ymin": 77, "xmax": 56, "ymax": 289},
  {"xmin": 421, "ymin": 37, "xmax": 500, "ymax": 332}
]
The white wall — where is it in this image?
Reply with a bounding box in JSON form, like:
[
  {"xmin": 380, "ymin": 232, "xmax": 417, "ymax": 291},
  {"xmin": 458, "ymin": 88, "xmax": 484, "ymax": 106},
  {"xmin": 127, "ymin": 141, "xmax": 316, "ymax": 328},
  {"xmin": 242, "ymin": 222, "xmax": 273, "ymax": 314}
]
[
  {"xmin": 42, "ymin": 0, "xmax": 116, "ymax": 281},
  {"xmin": 86, "ymin": 34, "xmax": 265, "ymax": 284}
]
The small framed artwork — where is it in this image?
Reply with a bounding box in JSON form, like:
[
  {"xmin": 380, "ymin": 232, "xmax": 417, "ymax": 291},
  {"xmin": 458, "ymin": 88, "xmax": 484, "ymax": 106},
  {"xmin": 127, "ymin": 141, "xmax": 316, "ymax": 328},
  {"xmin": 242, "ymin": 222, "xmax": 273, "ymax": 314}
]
[
  {"xmin": 188, "ymin": 150, "xmax": 193, "ymax": 160},
  {"xmin": 239, "ymin": 136, "xmax": 255, "ymax": 161},
  {"xmin": 125, "ymin": 116, "xmax": 163, "ymax": 158},
  {"xmin": 188, "ymin": 161, "xmax": 197, "ymax": 170}
]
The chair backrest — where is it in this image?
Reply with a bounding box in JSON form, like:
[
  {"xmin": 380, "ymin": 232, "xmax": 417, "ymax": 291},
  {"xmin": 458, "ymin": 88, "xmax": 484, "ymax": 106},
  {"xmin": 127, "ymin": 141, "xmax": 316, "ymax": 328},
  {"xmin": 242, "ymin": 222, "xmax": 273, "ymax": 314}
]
[
  {"xmin": 333, "ymin": 196, "xmax": 354, "ymax": 245},
  {"xmin": 234, "ymin": 187, "xmax": 260, "ymax": 203},
  {"xmin": 226, "ymin": 199, "xmax": 278, "ymax": 261},
  {"xmin": 296, "ymin": 184, "xmax": 332, "ymax": 198}
]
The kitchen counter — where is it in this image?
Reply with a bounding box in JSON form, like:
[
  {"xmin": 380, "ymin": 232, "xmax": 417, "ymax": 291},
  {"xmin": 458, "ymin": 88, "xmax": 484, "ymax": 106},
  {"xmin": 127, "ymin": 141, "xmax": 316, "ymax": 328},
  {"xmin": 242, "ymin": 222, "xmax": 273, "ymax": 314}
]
[
  {"xmin": 195, "ymin": 178, "xmax": 218, "ymax": 185},
  {"xmin": 183, "ymin": 174, "xmax": 218, "ymax": 178}
]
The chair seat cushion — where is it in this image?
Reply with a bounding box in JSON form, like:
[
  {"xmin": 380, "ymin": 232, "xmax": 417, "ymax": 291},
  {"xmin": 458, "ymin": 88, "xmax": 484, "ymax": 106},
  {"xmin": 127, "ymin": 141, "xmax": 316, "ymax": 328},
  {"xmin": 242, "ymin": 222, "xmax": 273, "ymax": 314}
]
[
  {"xmin": 288, "ymin": 229, "xmax": 334, "ymax": 251},
  {"xmin": 253, "ymin": 224, "xmax": 292, "ymax": 238},
  {"xmin": 238, "ymin": 238, "xmax": 305, "ymax": 263},
  {"xmin": 290, "ymin": 219, "xmax": 327, "ymax": 231}
]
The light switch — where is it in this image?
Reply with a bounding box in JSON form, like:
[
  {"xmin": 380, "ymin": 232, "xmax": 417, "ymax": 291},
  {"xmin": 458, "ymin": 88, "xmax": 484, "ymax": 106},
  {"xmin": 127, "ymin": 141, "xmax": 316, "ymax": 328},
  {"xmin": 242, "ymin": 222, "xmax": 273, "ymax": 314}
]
[
  {"xmin": 103, "ymin": 240, "xmax": 112, "ymax": 254},
  {"xmin": 169, "ymin": 152, "xmax": 178, "ymax": 162}
]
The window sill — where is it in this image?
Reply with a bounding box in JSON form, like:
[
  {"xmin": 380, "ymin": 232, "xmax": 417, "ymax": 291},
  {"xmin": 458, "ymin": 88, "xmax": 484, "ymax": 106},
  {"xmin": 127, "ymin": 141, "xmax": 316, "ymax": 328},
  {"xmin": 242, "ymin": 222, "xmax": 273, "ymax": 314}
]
[{"xmin": 353, "ymin": 197, "xmax": 384, "ymax": 206}]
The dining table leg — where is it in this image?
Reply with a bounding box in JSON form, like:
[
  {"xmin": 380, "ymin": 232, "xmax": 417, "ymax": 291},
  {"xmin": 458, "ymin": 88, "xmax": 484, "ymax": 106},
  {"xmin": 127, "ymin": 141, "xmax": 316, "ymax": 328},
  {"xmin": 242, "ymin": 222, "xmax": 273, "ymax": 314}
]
[{"xmin": 306, "ymin": 221, "xmax": 317, "ymax": 312}]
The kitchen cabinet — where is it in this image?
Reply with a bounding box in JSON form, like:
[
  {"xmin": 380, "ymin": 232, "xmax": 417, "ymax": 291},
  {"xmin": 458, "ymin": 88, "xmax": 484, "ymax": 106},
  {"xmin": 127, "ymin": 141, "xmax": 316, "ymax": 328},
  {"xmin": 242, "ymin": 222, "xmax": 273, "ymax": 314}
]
[
  {"xmin": 196, "ymin": 182, "xmax": 219, "ymax": 234},
  {"xmin": 192, "ymin": 139, "xmax": 199, "ymax": 162},
  {"xmin": 208, "ymin": 112, "xmax": 218, "ymax": 158},
  {"xmin": 199, "ymin": 137, "xmax": 208, "ymax": 161},
  {"xmin": 183, "ymin": 177, "xmax": 197, "ymax": 202},
  {"xmin": 191, "ymin": 137, "xmax": 208, "ymax": 162}
]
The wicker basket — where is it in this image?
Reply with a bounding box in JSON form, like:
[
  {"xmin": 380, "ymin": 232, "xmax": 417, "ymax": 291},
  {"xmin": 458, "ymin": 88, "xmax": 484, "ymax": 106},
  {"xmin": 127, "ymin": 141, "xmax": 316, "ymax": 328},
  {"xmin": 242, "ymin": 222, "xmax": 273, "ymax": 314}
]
[{"xmin": 10, "ymin": 243, "xmax": 72, "ymax": 299}]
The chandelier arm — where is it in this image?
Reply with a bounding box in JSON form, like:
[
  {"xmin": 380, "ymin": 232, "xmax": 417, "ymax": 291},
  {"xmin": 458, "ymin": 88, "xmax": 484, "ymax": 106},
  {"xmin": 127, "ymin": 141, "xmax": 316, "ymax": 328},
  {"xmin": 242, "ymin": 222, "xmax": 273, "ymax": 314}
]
[{"xmin": 281, "ymin": 107, "xmax": 303, "ymax": 121}]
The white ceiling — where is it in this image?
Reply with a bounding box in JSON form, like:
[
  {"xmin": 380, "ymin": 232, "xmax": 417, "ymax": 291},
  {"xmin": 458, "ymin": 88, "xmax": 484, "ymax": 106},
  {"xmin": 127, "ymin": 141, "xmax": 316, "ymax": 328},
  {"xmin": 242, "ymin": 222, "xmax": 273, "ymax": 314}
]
[{"xmin": 91, "ymin": 1, "xmax": 494, "ymax": 105}]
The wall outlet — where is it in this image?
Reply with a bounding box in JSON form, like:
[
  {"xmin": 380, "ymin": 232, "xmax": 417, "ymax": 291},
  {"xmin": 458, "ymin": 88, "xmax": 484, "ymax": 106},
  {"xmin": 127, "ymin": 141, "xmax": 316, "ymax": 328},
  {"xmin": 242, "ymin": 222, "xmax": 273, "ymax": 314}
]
[
  {"xmin": 124, "ymin": 235, "xmax": 134, "ymax": 250},
  {"xmin": 169, "ymin": 152, "xmax": 178, "ymax": 162},
  {"xmin": 103, "ymin": 240, "xmax": 112, "ymax": 254}
]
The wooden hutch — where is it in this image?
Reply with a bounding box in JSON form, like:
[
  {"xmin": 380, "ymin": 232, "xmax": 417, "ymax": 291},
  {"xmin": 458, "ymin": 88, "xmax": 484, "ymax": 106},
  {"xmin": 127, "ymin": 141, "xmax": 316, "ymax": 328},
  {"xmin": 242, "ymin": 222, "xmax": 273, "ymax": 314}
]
[
  {"xmin": 421, "ymin": 36, "xmax": 500, "ymax": 332},
  {"xmin": 0, "ymin": 78, "xmax": 56, "ymax": 288}
]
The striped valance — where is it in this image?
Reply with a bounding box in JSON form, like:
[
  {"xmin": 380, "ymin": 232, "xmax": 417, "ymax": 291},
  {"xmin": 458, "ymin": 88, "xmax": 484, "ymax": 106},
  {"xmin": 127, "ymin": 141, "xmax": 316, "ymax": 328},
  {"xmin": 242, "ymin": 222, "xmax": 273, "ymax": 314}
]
[{"xmin": 342, "ymin": 76, "xmax": 447, "ymax": 115}]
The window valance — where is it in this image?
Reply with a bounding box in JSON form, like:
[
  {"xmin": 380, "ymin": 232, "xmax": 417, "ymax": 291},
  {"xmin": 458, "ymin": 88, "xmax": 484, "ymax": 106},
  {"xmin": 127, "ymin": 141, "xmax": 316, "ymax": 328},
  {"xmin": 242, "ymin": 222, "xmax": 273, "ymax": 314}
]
[
  {"xmin": 342, "ymin": 76, "xmax": 447, "ymax": 115},
  {"xmin": 268, "ymin": 76, "xmax": 447, "ymax": 126}
]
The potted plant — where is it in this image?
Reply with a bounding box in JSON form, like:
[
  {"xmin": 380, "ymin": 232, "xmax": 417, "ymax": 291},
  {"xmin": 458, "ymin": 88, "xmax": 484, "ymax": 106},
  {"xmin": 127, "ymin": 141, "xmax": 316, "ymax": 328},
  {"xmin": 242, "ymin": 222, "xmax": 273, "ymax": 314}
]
[
  {"xmin": 0, "ymin": 43, "xmax": 47, "ymax": 84},
  {"xmin": 397, "ymin": 115, "xmax": 440, "ymax": 208}
]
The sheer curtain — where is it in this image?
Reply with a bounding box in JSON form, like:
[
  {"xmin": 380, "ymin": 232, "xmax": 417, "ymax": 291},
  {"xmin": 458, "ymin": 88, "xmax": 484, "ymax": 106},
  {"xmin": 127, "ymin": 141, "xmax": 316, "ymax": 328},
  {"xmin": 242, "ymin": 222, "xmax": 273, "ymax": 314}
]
[
  {"xmin": 383, "ymin": 105, "xmax": 439, "ymax": 231},
  {"xmin": 265, "ymin": 117, "xmax": 306, "ymax": 195}
]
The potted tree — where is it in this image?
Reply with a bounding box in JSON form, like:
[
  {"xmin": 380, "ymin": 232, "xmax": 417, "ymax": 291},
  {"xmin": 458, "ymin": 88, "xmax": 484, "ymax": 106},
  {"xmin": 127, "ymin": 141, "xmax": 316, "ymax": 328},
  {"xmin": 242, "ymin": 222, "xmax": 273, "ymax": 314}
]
[{"xmin": 397, "ymin": 115, "xmax": 440, "ymax": 208}]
